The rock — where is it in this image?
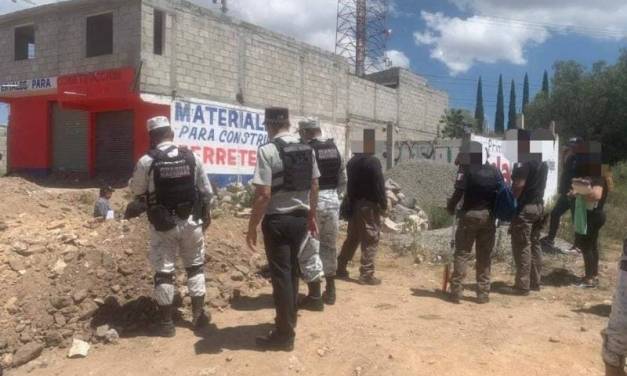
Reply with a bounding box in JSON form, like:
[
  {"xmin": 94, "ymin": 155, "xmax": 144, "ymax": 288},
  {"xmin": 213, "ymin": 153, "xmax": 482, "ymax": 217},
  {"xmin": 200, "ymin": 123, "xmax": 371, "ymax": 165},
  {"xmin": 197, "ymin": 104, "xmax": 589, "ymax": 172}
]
[
  {"xmin": 104, "ymin": 329, "xmax": 119, "ymax": 344},
  {"xmin": 389, "ymin": 204, "xmax": 418, "ymax": 223},
  {"xmin": 13, "ymin": 342, "xmax": 44, "ymax": 367},
  {"xmin": 46, "ymin": 221, "xmax": 65, "ymax": 230},
  {"xmin": 1, "ymin": 353, "xmax": 13, "ymax": 369},
  {"xmin": 225, "ymin": 355, "xmax": 233, "ymax": 362},
  {"xmin": 8, "ymin": 258, "xmax": 26, "ymax": 273},
  {"xmin": 0, "ymin": 221, "xmax": 8, "ymax": 231},
  {"xmin": 382, "ymin": 218, "xmax": 401, "ymax": 234},
  {"xmin": 67, "ymin": 339, "xmax": 90, "ymax": 358},
  {"xmin": 45, "ymin": 332, "xmax": 64, "ymax": 347},
  {"xmin": 198, "ymin": 368, "xmax": 218, "ymax": 376},
  {"xmin": 118, "ymin": 264, "xmax": 133, "ymax": 276},
  {"xmin": 354, "ymin": 366, "xmax": 363, "ymax": 376},
  {"xmin": 11, "ymin": 241, "xmax": 32, "ymax": 256},
  {"xmin": 235, "ymin": 209, "xmax": 252, "ymax": 218},
  {"xmin": 50, "ymin": 296, "xmax": 73, "ymax": 310},
  {"xmin": 230, "ymin": 271, "xmax": 245, "ymax": 282},
  {"xmin": 111, "ymin": 285, "xmax": 121, "ymax": 293},
  {"xmin": 95, "ymin": 325, "xmax": 110, "ymax": 338},
  {"xmin": 549, "ymin": 337, "xmax": 561, "ymax": 343},
  {"xmin": 52, "ymin": 259, "xmax": 67, "ymax": 275},
  {"xmin": 4, "ymin": 297, "xmax": 19, "ymax": 314},
  {"xmin": 19, "ymin": 332, "xmax": 33, "ymax": 344},
  {"xmin": 385, "ymin": 178, "xmax": 402, "ymax": 193},
  {"xmin": 72, "ymin": 290, "xmax": 88, "ymax": 304},
  {"xmin": 78, "ymin": 300, "xmax": 99, "ymax": 320},
  {"xmin": 0, "ymin": 339, "xmax": 6, "ymax": 350},
  {"xmin": 580, "ymin": 327, "xmax": 588, "ymax": 332},
  {"xmin": 54, "ymin": 313, "xmax": 66, "ymax": 326}
]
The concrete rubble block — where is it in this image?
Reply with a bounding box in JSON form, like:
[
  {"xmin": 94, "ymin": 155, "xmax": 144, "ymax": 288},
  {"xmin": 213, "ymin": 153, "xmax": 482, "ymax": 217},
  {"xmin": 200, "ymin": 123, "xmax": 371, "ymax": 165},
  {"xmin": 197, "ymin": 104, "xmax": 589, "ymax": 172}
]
[
  {"xmin": 385, "ymin": 178, "xmax": 402, "ymax": 193},
  {"xmin": 382, "ymin": 218, "xmax": 401, "ymax": 234},
  {"xmin": 67, "ymin": 339, "xmax": 90, "ymax": 359}
]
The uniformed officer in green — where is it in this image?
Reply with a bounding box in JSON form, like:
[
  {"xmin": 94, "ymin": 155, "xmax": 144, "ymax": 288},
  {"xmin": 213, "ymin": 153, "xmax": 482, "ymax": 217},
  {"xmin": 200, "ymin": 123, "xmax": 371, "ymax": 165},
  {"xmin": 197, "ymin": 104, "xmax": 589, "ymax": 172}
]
[{"xmin": 446, "ymin": 141, "xmax": 500, "ymax": 304}]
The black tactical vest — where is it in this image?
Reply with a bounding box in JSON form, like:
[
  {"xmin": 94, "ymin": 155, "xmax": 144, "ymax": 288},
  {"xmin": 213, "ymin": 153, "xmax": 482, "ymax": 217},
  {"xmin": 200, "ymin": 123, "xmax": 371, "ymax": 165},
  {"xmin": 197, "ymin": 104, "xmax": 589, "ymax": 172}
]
[
  {"xmin": 310, "ymin": 139, "xmax": 341, "ymax": 191},
  {"xmin": 271, "ymin": 138, "xmax": 313, "ymax": 194},
  {"xmin": 148, "ymin": 145, "xmax": 198, "ymax": 213}
]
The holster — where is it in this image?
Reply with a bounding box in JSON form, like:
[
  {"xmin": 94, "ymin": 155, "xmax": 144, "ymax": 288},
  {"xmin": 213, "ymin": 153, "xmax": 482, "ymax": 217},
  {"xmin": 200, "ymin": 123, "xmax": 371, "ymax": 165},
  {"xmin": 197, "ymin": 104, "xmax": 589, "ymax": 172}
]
[{"xmin": 147, "ymin": 205, "xmax": 177, "ymax": 232}]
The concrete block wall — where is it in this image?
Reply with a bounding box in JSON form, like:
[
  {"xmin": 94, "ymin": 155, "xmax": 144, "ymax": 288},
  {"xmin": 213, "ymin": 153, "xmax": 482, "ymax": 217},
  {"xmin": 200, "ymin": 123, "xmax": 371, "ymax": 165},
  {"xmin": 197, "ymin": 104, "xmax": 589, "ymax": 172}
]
[
  {"xmin": 0, "ymin": 0, "xmax": 142, "ymax": 81},
  {"xmin": 398, "ymin": 69, "xmax": 448, "ymax": 141}
]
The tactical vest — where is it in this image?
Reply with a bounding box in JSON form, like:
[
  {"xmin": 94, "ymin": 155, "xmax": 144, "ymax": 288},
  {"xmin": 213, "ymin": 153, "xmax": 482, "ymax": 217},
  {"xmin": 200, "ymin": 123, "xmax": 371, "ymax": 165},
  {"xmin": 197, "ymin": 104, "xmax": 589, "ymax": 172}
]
[
  {"xmin": 271, "ymin": 138, "xmax": 313, "ymax": 194},
  {"xmin": 148, "ymin": 145, "xmax": 198, "ymax": 217},
  {"xmin": 310, "ymin": 139, "xmax": 341, "ymax": 191}
]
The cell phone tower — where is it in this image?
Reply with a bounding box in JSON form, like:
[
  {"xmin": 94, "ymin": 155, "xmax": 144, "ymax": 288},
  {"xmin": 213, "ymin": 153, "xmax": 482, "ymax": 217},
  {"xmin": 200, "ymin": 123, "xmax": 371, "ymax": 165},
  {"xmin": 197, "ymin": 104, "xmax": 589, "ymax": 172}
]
[{"xmin": 335, "ymin": 0, "xmax": 391, "ymax": 77}]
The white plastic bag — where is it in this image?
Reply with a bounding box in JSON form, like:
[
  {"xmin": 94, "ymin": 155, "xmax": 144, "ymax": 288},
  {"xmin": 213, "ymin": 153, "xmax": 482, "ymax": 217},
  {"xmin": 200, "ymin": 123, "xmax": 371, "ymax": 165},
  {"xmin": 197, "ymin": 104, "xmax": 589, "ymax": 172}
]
[{"xmin": 298, "ymin": 233, "xmax": 324, "ymax": 283}]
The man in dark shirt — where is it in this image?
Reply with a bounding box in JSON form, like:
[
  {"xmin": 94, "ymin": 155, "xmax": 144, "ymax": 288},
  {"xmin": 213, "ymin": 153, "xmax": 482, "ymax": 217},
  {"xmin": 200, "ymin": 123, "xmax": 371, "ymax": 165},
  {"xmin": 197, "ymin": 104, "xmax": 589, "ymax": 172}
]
[
  {"xmin": 508, "ymin": 130, "xmax": 549, "ymax": 295},
  {"xmin": 541, "ymin": 137, "xmax": 582, "ymax": 248},
  {"xmin": 446, "ymin": 141, "xmax": 499, "ymax": 304},
  {"xmin": 337, "ymin": 153, "xmax": 387, "ymax": 285}
]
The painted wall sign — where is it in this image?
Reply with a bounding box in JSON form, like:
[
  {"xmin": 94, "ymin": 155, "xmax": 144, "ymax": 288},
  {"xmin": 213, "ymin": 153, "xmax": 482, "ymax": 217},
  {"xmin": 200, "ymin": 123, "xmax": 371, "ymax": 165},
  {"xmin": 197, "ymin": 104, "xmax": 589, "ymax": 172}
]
[{"xmin": 0, "ymin": 76, "xmax": 57, "ymax": 97}]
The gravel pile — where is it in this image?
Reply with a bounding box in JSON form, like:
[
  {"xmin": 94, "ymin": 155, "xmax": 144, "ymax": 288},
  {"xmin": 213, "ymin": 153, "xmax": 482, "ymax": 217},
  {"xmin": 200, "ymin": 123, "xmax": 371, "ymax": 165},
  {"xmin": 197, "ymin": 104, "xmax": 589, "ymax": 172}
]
[{"xmin": 385, "ymin": 160, "xmax": 457, "ymax": 209}]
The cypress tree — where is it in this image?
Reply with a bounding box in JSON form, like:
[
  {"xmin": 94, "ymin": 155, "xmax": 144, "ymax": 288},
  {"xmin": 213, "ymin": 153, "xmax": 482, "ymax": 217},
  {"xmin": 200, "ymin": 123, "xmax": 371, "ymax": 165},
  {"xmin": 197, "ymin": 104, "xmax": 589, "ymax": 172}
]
[
  {"xmin": 542, "ymin": 70, "xmax": 550, "ymax": 96},
  {"xmin": 495, "ymin": 75, "xmax": 505, "ymax": 134},
  {"xmin": 508, "ymin": 79, "xmax": 517, "ymax": 130},
  {"xmin": 522, "ymin": 73, "xmax": 530, "ymax": 114},
  {"xmin": 474, "ymin": 76, "xmax": 485, "ymax": 133}
]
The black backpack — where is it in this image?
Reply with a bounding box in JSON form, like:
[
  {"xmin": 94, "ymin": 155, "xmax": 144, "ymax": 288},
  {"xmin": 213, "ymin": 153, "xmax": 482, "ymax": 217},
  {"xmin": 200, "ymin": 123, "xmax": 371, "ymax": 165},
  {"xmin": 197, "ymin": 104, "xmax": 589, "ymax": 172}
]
[{"xmin": 271, "ymin": 138, "xmax": 313, "ymax": 194}]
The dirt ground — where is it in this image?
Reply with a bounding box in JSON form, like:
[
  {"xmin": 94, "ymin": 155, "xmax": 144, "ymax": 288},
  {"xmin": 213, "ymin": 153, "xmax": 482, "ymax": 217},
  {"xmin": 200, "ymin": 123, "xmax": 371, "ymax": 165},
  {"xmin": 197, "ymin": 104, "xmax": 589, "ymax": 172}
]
[
  {"xmin": 6, "ymin": 248, "xmax": 618, "ymax": 376},
  {"xmin": 0, "ymin": 177, "xmax": 621, "ymax": 376}
]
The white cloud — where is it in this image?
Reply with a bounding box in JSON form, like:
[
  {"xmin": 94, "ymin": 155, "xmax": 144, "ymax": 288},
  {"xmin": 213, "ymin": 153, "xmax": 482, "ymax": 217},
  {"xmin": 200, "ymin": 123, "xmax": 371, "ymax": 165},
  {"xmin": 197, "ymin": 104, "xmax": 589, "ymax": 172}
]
[
  {"xmin": 385, "ymin": 50, "xmax": 410, "ymax": 68},
  {"xmin": 192, "ymin": 0, "xmax": 338, "ymax": 51},
  {"xmin": 414, "ymin": 11, "xmax": 549, "ymax": 75},
  {"xmin": 413, "ymin": 1, "xmax": 627, "ymax": 74}
]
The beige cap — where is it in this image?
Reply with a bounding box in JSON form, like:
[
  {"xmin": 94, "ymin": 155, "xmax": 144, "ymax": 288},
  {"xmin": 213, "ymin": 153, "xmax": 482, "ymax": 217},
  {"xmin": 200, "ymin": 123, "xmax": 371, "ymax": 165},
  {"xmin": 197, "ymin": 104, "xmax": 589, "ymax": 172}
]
[{"xmin": 147, "ymin": 116, "xmax": 171, "ymax": 132}]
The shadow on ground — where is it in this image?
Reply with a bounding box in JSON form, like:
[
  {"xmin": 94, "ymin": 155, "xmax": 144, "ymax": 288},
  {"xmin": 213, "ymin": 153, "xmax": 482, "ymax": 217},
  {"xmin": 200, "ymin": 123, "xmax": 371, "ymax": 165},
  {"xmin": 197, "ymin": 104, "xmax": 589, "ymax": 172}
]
[
  {"xmin": 542, "ymin": 268, "xmax": 581, "ymax": 287},
  {"xmin": 230, "ymin": 294, "xmax": 274, "ymax": 311},
  {"xmin": 410, "ymin": 287, "xmax": 480, "ymax": 304},
  {"xmin": 194, "ymin": 323, "xmax": 274, "ymax": 354},
  {"xmin": 573, "ymin": 304, "xmax": 612, "ymax": 318}
]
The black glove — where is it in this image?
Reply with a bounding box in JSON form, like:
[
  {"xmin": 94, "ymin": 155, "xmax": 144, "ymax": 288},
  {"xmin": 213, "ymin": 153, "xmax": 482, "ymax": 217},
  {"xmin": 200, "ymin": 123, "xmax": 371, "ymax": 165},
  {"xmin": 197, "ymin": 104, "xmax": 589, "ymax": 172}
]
[{"xmin": 201, "ymin": 204, "xmax": 211, "ymax": 231}]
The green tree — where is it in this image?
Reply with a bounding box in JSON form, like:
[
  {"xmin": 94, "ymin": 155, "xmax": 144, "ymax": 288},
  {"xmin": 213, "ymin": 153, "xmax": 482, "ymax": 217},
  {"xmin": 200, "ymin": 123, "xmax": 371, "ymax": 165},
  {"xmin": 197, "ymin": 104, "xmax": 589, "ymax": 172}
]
[
  {"xmin": 495, "ymin": 74, "xmax": 505, "ymax": 134},
  {"xmin": 439, "ymin": 109, "xmax": 477, "ymax": 139},
  {"xmin": 542, "ymin": 70, "xmax": 550, "ymax": 96},
  {"xmin": 522, "ymin": 73, "xmax": 530, "ymax": 115},
  {"xmin": 508, "ymin": 79, "xmax": 517, "ymax": 130},
  {"xmin": 474, "ymin": 76, "xmax": 485, "ymax": 133}
]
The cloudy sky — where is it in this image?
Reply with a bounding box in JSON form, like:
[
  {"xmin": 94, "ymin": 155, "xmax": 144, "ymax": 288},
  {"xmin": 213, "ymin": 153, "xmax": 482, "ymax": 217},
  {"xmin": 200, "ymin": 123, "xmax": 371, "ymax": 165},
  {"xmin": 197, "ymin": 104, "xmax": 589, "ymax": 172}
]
[{"xmin": 2, "ymin": 0, "xmax": 627, "ymax": 130}]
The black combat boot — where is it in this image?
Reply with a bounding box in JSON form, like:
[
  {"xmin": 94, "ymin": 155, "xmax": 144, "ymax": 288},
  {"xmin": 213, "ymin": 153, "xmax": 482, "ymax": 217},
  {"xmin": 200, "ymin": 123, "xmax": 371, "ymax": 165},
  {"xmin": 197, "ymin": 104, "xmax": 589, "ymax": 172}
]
[
  {"xmin": 298, "ymin": 282, "xmax": 324, "ymax": 311},
  {"xmin": 156, "ymin": 304, "xmax": 176, "ymax": 338},
  {"xmin": 191, "ymin": 295, "xmax": 211, "ymax": 329},
  {"xmin": 323, "ymin": 277, "xmax": 336, "ymax": 305},
  {"xmin": 256, "ymin": 330, "xmax": 295, "ymax": 351},
  {"xmin": 336, "ymin": 259, "xmax": 349, "ymax": 279}
]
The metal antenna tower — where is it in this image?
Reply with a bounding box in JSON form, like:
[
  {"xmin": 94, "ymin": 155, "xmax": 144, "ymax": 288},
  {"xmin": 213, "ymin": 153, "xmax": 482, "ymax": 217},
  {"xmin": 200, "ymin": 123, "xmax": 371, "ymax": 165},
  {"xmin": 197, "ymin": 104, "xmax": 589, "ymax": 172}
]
[{"xmin": 335, "ymin": 0, "xmax": 391, "ymax": 77}]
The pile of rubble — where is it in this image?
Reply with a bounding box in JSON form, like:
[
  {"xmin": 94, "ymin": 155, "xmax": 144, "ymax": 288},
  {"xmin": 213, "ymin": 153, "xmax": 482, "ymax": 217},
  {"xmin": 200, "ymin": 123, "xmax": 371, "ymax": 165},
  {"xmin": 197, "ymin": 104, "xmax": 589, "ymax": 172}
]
[
  {"xmin": 212, "ymin": 182, "xmax": 254, "ymax": 218},
  {"xmin": 385, "ymin": 160, "xmax": 457, "ymax": 210},
  {"xmin": 0, "ymin": 178, "xmax": 266, "ymax": 370},
  {"xmin": 382, "ymin": 179, "xmax": 430, "ymax": 235}
]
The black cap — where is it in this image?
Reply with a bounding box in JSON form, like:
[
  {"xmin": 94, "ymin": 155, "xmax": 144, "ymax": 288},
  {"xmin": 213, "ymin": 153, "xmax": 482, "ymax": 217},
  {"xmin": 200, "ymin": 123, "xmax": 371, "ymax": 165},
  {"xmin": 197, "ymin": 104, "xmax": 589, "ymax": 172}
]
[
  {"xmin": 264, "ymin": 107, "xmax": 289, "ymax": 125},
  {"xmin": 100, "ymin": 186, "xmax": 114, "ymax": 196}
]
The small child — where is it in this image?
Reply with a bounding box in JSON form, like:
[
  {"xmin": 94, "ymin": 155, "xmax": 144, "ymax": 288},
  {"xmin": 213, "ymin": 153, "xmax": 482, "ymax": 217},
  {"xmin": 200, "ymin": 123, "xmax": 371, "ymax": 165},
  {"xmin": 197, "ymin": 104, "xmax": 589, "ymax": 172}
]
[{"xmin": 94, "ymin": 186, "xmax": 114, "ymax": 219}]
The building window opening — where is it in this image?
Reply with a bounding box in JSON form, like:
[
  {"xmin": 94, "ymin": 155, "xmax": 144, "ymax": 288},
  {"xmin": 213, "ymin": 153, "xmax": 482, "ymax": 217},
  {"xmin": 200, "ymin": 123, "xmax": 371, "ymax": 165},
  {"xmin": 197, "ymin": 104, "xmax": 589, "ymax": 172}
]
[
  {"xmin": 15, "ymin": 25, "xmax": 35, "ymax": 61},
  {"xmin": 86, "ymin": 13, "xmax": 113, "ymax": 57},
  {"xmin": 154, "ymin": 9, "xmax": 165, "ymax": 55}
]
